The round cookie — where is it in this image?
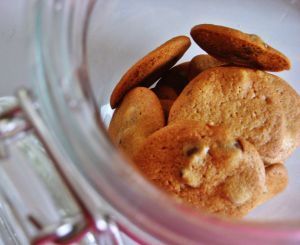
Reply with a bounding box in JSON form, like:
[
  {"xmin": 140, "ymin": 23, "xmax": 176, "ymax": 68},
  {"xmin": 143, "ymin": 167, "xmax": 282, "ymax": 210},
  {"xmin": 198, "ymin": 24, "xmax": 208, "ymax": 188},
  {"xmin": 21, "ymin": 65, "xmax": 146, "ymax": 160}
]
[
  {"xmin": 110, "ymin": 36, "xmax": 191, "ymax": 108},
  {"xmin": 188, "ymin": 55, "xmax": 227, "ymax": 80},
  {"xmin": 134, "ymin": 121, "xmax": 266, "ymax": 218},
  {"xmin": 109, "ymin": 87, "xmax": 165, "ymax": 157},
  {"xmin": 155, "ymin": 62, "xmax": 190, "ymax": 94},
  {"xmin": 259, "ymin": 163, "xmax": 288, "ymax": 204},
  {"xmin": 169, "ymin": 67, "xmax": 286, "ymax": 164},
  {"xmin": 190, "ymin": 24, "xmax": 291, "ymax": 72}
]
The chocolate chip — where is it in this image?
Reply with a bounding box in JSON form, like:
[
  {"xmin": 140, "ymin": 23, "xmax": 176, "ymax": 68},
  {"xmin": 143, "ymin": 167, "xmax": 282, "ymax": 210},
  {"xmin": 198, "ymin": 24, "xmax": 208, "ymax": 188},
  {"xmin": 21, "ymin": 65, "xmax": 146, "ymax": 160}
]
[
  {"xmin": 234, "ymin": 140, "xmax": 244, "ymax": 152},
  {"xmin": 265, "ymin": 97, "xmax": 272, "ymax": 104},
  {"xmin": 185, "ymin": 146, "xmax": 199, "ymax": 156},
  {"xmin": 179, "ymin": 170, "xmax": 184, "ymax": 177}
]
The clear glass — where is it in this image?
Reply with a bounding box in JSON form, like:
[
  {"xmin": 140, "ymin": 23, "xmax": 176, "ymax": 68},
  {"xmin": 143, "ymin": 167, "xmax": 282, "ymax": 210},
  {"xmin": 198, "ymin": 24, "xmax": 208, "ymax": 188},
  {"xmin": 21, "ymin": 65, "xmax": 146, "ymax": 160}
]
[{"xmin": 27, "ymin": 0, "xmax": 300, "ymax": 244}]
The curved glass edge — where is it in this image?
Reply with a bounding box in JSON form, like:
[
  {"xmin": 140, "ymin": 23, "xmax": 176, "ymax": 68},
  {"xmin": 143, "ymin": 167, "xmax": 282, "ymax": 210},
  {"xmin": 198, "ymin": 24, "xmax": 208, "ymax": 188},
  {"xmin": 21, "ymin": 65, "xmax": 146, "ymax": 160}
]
[{"xmin": 0, "ymin": 94, "xmax": 116, "ymax": 244}]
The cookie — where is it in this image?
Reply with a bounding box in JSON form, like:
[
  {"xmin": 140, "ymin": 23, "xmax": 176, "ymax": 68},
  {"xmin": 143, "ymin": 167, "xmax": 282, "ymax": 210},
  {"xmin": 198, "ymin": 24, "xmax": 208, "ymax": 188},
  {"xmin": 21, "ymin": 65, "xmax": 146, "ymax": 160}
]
[
  {"xmin": 109, "ymin": 87, "xmax": 165, "ymax": 157},
  {"xmin": 134, "ymin": 121, "xmax": 266, "ymax": 218},
  {"xmin": 152, "ymin": 85, "xmax": 178, "ymax": 100},
  {"xmin": 259, "ymin": 163, "xmax": 288, "ymax": 204},
  {"xmin": 110, "ymin": 36, "xmax": 191, "ymax": 108},
  {"xmin": 160, "ymin": 99, "xmax": 174, "ymax": 119},
  {"xmin": 169, "ymin": 67, "xmax": 286, "ymax": 164},
  {"xmin": 188, "ymin": 55, "xmax": 227, "ymax": 80},
  {"xmin": 190, "ymin": 24, "xmax": 291, "ymax": 72},
  {"xmin": 255, "ymin": 71, "xmax": 300, "ymax": 161},
  {"xmin": 155, "ymin": 62, "xmax": 190, "ymax": 94}
]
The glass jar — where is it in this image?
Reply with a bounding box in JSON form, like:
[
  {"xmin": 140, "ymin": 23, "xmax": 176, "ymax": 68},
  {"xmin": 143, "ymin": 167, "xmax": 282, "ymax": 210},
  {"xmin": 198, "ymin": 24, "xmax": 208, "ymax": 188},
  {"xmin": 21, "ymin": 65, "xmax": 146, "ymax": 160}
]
[{"xmin": 0, "ymin": 0, "xmax": 300, "ymax": 244}]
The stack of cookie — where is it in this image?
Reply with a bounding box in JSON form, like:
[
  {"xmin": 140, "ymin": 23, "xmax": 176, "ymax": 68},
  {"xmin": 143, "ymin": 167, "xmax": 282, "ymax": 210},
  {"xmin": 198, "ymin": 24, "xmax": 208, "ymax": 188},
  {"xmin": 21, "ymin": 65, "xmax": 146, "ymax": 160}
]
[{"xmin": 108, "ymin": 24, "xmax": 299, "ymax": 218}]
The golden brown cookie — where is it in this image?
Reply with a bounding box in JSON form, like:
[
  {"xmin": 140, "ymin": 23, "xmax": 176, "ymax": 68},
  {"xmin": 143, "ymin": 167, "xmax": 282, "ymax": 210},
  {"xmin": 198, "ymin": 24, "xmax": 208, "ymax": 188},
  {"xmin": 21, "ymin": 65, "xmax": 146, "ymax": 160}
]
[
  {"xmin": 255, "ymin": 71, "xmax": 300, "ymax": 161},
  {"xmin": 155, "ymin": 62, "xmax": 190, "ymax": 94},
  {"xmin": 134, "ymin": 121, "xmax": 266, "ymax": 218},
  {"xmin": 109, "ymin": 87, "xmax": 165, "ymax": 157},
  {"xmin": 169, "ymin": 67, "xmax": 286, "ymax": 164},
  {"xmin": 110, "ymin": 36, "xmax": 191, "ymax": 108},
  {"xmin": 160, "ymin": 99, "xmax": 174, "ymax": 119},
  {"xmin": 152, "ymin": 85, "xmax": 178, "ymax": 100},
  {"xmin": 188, "ymin": 55, "xmax": 227, "ymax": 80},
  {"xmin": 259, "ymin": 163, "xmax": 288, "ymax": 204},
  {"xmin": 190, "ymin": 24, "xmax": 291, "ymax": 72}
]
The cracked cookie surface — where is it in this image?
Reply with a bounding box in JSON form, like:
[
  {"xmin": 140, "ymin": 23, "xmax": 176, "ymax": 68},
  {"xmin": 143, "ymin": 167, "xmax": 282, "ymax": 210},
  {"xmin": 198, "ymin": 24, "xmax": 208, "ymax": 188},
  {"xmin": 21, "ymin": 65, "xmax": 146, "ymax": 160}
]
[
  {"xmin": 169, "ymin": 67, "xmax": 286, "ymax": 164},
  {"xmin": 134, "ymin": 121, "xmax": 266, "ymax": 218}
]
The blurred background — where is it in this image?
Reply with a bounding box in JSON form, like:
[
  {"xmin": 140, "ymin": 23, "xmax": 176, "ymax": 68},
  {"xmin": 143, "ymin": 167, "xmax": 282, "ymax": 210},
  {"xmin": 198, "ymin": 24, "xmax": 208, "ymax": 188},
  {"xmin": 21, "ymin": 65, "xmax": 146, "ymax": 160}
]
[{"xmin": 0, "ymin": 1, "xmax": 27, "ymax": 96}]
